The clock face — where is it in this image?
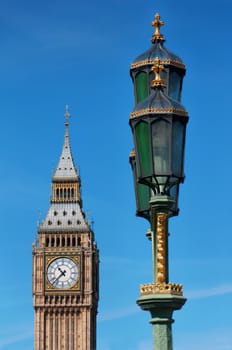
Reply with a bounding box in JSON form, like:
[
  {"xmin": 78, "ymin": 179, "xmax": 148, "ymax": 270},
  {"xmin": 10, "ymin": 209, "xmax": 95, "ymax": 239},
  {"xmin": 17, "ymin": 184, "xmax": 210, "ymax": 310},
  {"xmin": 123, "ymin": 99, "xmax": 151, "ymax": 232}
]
[{"xmin": 47, "ymin": 257, "xmax": 79, "ymax": 289}]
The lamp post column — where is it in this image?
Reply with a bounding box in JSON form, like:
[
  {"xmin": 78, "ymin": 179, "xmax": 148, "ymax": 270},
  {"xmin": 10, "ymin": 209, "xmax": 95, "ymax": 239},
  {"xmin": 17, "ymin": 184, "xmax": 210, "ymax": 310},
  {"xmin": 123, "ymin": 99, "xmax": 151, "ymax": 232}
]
[
  {"xmin": 138, "ymin": 195, "xmax": 186, "ymax": 350},
  {"xmin": 151, "ymin": 309, "xmax": 173, "ymax": 350}
]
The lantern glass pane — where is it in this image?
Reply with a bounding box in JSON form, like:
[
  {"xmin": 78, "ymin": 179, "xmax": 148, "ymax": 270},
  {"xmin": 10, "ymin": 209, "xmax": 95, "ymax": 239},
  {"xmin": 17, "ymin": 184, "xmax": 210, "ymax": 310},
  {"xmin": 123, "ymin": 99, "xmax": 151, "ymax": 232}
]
[
  {"xmin": 169, "ymin": 70, "xmax": 181, "ymax": 101},
  {"xmin": 138, "ymin": 183, "xmax": 150, "ymax": 212},
  {"xmin": 172, "ymin": 120, "xmax": 184, "ymax": 177},
  {"xmin": 152, "ymin": 119, "xmax": 171, "ymax": 174},
  {"xmin": 135, "ymin": 122, "xmax": 152, "ymax": 177},
  {"xmin": 135, "ymin": 72, "xmax": 148, "ymax": 103}
]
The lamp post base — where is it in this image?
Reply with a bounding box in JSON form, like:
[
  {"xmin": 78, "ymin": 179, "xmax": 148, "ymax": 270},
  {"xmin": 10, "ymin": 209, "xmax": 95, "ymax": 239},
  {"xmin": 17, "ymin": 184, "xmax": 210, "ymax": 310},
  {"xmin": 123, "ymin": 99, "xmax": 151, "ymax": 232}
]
[{"xmin": 137, "ymin": 290, "xmax": 186, "ymax": 350}]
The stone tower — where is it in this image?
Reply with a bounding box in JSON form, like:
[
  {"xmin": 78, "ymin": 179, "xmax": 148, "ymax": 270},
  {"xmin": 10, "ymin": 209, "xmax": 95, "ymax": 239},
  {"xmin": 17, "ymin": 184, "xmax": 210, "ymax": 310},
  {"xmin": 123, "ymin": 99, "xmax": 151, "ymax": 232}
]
[{"xmin": 32, "ymin": 106, "xmax": 99, "ymax": 350}]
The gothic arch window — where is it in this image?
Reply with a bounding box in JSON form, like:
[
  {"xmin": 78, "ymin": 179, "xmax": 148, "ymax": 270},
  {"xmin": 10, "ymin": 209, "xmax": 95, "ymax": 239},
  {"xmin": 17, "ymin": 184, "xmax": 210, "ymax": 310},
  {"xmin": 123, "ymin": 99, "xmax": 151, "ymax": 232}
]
[
  {"xmin": 56, "ymin": 188, "xmax": 59, "ymax": 199},
  {"xmin": 71, "ymin": 188, "xmax": 74, "ymax": 198},
  {"xmin": 68, "ymin": 188, "xmax": 71, "ymax": 199},
  {"xmin": 78, "ymin": 237, "xmax": 81, "ymax": 247},
  {"xmin": 72, "ymin": 237, "xmax": 76, "ymax": 246},
  {"xmin": 67, "ymin": 237, "xmax": 70, "ymax": 247},
  {"xmin": 64, "ymin": 188, "xmax": 67, "ymax": 199},
  {"xmin": 62, "ymin": 237, "xmax": 65, "ymax": 247}
]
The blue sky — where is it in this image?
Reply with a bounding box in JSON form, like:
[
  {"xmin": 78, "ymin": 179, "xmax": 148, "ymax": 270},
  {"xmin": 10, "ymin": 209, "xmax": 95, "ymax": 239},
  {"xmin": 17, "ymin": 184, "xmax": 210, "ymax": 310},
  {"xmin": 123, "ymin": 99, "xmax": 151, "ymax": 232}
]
[{"xmin": 0, "ymin": 0, "xmax": 232, "ymax": 349}]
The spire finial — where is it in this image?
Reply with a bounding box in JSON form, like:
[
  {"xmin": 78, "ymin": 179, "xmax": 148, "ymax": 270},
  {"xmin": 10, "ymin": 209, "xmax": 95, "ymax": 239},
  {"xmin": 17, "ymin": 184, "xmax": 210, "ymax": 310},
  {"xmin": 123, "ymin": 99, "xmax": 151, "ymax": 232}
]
[
  {"xmin": 65, "ymin": 104, "xmax": 70, "ymax": 126},
  {"xmin": 151, "ymin": 13, "xmax": 165, "ymax": 42},
  {"xmin": 150, "ymin": 57, "xmax": 166, "ymax": 88}
]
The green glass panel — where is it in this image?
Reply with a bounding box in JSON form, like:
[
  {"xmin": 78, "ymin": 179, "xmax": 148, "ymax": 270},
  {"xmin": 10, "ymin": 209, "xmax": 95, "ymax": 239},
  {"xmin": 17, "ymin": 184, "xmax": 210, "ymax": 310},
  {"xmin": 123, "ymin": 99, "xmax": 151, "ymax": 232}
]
[
  {"xmin": 135, "ymin": 122, "xmax": 152, "ymax": 177},
  {"xmin": 138, "ymin": 183, "xmax": 150, "ymax": 211},
  {"xmin": 135, "ymin": 72, "xmax": 148, "ymax": 103}
]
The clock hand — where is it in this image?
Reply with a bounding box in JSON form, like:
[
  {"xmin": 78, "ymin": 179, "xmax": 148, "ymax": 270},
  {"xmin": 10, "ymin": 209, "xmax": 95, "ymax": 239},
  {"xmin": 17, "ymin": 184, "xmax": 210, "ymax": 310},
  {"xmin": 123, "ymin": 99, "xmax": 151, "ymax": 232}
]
[{"xmin": 51, "ymin": 268, "xmax": 66, "ymax": 285}]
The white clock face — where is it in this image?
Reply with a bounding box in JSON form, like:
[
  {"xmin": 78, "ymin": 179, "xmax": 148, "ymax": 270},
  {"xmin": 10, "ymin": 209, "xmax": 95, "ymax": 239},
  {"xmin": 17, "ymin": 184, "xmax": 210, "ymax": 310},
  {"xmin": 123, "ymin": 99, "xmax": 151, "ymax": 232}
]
[{"xmin": 47, "ymin": 257, "xmax": 79, "ymax": 289}]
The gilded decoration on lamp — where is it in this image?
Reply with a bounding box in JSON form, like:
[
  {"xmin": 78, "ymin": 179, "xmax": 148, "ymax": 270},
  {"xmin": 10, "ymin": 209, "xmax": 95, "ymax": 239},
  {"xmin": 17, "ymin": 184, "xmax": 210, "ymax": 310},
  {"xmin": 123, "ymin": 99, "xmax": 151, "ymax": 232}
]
[
  {"xmin": 151, "ymin": 57, "xmax": 165, "ymax": 88},
  {"xmin": 140, "ymin": 282, "xmax": 183, "ymax": 296},
  {"xmin": 151, "ymin": 13, "xmax": 164, "ymax": 42},
  {"xmin": 130, "ymin": 58, "xmax": 185, "ymax": 70},
  {"xmin": 130, "ymin": 107, "xmax": 188, "ymax": 119},
  {"xmin": 156, "ymin": 212, "xmax": 168, "ymax": 283}
]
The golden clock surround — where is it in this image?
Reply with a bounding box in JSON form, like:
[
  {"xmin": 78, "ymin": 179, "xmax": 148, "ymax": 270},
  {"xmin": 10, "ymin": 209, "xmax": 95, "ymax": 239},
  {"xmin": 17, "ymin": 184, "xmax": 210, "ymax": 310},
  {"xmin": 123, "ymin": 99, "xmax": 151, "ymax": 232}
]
[{"xmin": 45, "ymin": 254, "xmax": 81, "ymax": 292}]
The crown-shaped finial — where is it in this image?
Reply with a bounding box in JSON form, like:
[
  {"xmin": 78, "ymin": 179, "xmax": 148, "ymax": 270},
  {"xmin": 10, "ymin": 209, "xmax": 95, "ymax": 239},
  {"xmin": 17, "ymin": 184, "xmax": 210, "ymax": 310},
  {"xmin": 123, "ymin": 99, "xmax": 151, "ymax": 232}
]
[
  {"xmin": 150, "ymin": 57, "xmax": 166, "ymax": 88},
  {"xmin": 151, "ymin": 13, "xmax": 164, "ymax": 42}
]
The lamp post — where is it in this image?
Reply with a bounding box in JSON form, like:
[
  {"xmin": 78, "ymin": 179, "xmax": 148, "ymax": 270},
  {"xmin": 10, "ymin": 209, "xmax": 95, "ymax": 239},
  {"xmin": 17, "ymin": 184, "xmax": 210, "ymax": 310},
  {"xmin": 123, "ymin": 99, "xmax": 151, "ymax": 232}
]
[{"xmin": 129, "ymin": 56, "xmax": 188, "ymax": 350}]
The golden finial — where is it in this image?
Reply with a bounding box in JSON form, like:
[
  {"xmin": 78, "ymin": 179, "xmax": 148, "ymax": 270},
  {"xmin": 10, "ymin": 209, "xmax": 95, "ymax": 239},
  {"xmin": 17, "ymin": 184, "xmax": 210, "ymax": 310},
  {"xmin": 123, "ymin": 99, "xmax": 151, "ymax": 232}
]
[
  {"xmin": 150, "ymin": 57, "xmax": 166, "ymax": 88},
  {"xmin": 151, "ymin": 13, "xmax": 164, "ymax": 42},
  {"xmin": 130, "ymin": 149, "xmax": 135, "ymax": 158}
]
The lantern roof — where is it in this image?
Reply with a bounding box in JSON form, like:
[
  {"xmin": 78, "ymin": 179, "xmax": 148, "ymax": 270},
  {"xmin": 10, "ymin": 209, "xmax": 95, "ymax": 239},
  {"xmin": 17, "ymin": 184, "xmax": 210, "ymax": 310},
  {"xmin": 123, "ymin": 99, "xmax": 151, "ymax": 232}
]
[
  {"xmin": 130, "ymin": 58, "xmax": 188, "ymax": 119},
  {"xmin": 130, "ymin": 13, "xmax": 185, "ymax": 70}
]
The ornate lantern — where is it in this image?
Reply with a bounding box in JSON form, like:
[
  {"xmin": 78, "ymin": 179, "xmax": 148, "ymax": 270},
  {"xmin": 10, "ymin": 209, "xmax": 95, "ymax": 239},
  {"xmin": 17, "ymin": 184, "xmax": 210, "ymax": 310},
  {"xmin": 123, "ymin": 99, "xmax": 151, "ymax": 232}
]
[
  {"xmin": 130, "ymin": 13, "xmax": 186, "ymax": 105},
  {"xmin": 130, "ymin": 58, "xmax": 188, "ymax": 202}
]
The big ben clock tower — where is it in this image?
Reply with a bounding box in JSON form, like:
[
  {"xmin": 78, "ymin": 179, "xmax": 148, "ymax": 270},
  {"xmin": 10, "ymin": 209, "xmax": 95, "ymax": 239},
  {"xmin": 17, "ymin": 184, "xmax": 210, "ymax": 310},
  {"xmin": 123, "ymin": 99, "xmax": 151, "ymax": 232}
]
[{"xmin": 33, "ymin": 106, "xmax": 99, "ymax": 350}]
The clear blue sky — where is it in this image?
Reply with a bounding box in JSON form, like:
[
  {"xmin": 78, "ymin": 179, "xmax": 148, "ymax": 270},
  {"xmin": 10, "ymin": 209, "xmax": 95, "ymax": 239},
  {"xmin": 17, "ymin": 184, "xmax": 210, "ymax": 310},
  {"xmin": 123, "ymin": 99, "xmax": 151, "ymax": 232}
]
[{"xmin": 0, "ymin": 0, "xmax": 232, "ymax": 349}]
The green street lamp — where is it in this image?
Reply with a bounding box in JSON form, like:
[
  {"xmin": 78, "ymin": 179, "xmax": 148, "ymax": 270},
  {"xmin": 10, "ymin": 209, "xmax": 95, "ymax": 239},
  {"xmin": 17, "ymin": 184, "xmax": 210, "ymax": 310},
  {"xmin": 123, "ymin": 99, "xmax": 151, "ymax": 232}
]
[{"xmin": 129, "ymin": 56, "xmax": 188, "ymax": 350}]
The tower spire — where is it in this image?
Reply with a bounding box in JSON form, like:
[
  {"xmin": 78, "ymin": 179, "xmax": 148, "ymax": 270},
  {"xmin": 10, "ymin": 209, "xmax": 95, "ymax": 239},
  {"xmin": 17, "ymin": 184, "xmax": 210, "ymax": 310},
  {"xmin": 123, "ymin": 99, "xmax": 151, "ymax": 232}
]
[
  {"xmin": 65, "ymin": 104, "xmax": 70, "ymax": 126},
  {"xmin": 53, "ymin": 105, "xmax": 78, "ymax": 180}
]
